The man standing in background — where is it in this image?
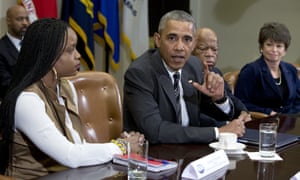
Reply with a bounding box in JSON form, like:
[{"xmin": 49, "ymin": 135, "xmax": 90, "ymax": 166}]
[{"xmin": 0, "ymin": 5, "xmax": 30, "ymax": 100}]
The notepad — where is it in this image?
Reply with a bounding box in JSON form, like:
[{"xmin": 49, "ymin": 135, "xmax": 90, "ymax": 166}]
[
  {"xmin": 238, "ymin": 128, "xmax": 300, "ymax": 149},
  {"xmin": 112, "ymin": 154, "xmax": 178, "ymax": 172}
]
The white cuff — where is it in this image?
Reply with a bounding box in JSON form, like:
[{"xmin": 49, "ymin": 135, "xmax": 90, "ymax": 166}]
[
  {"xmin": 214, "ymin": 127, "xmax": 219, "ymax": 139},
  {"xmin": 214, "ymin": 98, "xmax": 230, "ymax": 114}
]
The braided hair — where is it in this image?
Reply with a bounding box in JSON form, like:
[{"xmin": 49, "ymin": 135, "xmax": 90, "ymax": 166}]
[{"xmin": 0, "ymin": 18, "xmax": 69, "ymax": 173}]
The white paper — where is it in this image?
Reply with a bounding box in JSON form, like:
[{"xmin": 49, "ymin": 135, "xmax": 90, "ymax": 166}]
[
  {"xmin": 247, "ymin": 152, "xmax": 283, "ymax": 161},
  {"xmin": 181, "ymin": 150, "xmax": 229, "ymax": 179}
]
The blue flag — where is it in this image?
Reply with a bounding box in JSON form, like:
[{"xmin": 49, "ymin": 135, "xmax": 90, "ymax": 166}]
[
  {"xmin": 61, "ymin": 0, "xmax": 95, "ymax": 70},
  {"xmin": 94, "ymin": 0, "xmax": 120, "ymax": 71}
]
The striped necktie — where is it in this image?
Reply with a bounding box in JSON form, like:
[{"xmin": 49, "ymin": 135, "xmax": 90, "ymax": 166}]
[{"xmin": 173, "ymin": 72, "xmax": 182, "ymax": 124}]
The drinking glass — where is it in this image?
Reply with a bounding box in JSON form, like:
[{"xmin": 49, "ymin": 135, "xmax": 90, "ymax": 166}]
[
  {"xmin": 259, "ymin": 122, "xmax": 277, "ymax": 157},
  {"xmin": 127, "ymin": 140, "xmax": 148, "ymax": 180}
]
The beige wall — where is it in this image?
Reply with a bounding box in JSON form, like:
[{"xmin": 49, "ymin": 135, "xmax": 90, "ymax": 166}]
[
  {"xmin": 191, "ymin": 0, "xmax": 300, "ymax": 73},
  {"xmin": 0, "ymin": 0, "xmax": 15, "ymax": 34},
  {"xmin": 1, "ymin": 0, "xmax": 300, "ymax": 91}
]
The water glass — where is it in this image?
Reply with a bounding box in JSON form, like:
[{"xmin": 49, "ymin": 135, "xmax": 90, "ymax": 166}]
[
  {"xmin": 259, "ymin": 122, "xmax": 277, "ymax": 157},
  {"xmin": 127, "ymin": 140, "xmax": 148, "ymax": 180}
]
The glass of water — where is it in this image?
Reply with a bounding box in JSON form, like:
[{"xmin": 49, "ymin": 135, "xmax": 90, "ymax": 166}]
[
  {"xmin": 259, "ymin": 122, "xmax": 277, "ymax": 157},
  {"xmin": 127, "ymin": 140, "xmax": 148, "ymax": 180}
]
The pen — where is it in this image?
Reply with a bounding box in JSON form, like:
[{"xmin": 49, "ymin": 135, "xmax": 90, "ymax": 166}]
[{"xmin": 148, "ymin": 157, "xmax": 169, "ymax": 164}]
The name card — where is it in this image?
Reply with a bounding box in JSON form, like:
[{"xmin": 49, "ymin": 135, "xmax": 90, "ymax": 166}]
[
  {"xmin": 182, "ymin": 150, "xmax": 229, "ymax": 180},
  {"xmin": 290, "ymin": 171, "xmax": 300, "ymax": 180}
]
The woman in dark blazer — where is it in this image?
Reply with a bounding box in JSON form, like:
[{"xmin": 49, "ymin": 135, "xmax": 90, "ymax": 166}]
[{"xmin": 235, "ymin": 22, "xmax": 300, "ymax": 115}]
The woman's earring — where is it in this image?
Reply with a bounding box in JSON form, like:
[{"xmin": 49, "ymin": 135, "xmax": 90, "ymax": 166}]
[{"xmin": 52, "ymin": 67, "xmax": 58, "ymax": 80}]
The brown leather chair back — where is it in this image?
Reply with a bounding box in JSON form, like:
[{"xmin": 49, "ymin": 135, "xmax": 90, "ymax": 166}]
[
  {"xmin": 291, "ymin": 63, "xmax": 300, "ymax": 79},
  {"xmin": 223, "ymin": 70, "xmax": 268, "ymax": 119},
  {"xmin": 66, "ymin": 71, "xmax": 122, "ymax": 143},
  {"xmin": 223, "ymin": 70, "xmax": 240, "ymax": 94},
  {"xmin": 0, "ymin": 175, "xmax": 15, "ymax": 180}
]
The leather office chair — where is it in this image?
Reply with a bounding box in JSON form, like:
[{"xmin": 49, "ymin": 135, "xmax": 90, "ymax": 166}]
[
  {"xmin": 291, "ymin": 63, "xmax": 300, "ymax": 79},
  {"xmin": 66, "ymin": 71, "xmax": 123, "ymax": 143},
  {"xmin": 223, "ymin": 70, "xmax": 268, "ymax": 119},
  {"xmin": 223, "ymin": 70, "xmax": 240, "ymax": 94},
  {"xmin": 0, "ymin": 175, "xmax": 15, "ymax": 180}
]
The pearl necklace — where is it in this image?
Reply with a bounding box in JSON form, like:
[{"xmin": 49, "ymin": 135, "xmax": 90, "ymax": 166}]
[{"xmin": 275, "ymin": 74, "xmax": 282, "ymax": 85}]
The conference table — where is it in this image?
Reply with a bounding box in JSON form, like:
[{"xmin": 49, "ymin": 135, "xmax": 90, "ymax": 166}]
[{"xmin": 39, "ymin": 114, "xmax": 300, "ymax": 180}]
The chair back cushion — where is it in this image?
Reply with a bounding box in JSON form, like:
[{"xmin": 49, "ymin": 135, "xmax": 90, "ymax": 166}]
[
  {"xmin": 67, "ymin": 71, "xmax": 122, "ymax": 143},
  {"xmin": 223, "ymin": 70, "xmax": 240, "ymax": 94},
  {"xmin": 291, "ymin": 63, "xmax": 300, "ymax": 79},
  {"xmin": 223, "ymin": 70, "xmax": 269, "ymax": 119}
]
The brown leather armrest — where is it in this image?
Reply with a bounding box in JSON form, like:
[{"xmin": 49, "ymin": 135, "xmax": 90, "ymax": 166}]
[
  {"xmin": 249, "ymin": 111, "xmax": 268, "ymax": 120},
  {"xmin": 0, "ymin": 175, "xmax": 16, "ymax": 180}
]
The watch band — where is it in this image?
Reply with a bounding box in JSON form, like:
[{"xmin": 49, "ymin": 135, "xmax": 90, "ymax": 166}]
[{"xmin": 214, "ymin": 96, "xmax": 227, "ymax": 104}]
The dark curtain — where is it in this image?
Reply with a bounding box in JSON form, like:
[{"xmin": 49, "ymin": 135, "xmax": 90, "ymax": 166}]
[{"xmin": 149, "ymin": 0, "xmax": 190, "ymax": 36}]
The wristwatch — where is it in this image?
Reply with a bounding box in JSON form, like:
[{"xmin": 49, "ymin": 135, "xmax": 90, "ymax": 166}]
[{"xmin": 214, "ymin": 96, "xmax": 227, "ymax": 104}]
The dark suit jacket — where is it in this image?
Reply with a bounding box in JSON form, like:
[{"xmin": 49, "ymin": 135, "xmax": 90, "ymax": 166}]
[
  {"xmin": 123, "ymin": 49, "xmax": 247, "ymax": 144},
  {"xmin": 235, "ymin": 56, "xmax": 300, "ymax": 114},
  {"xmin": 0, "ymin": 35, "xmax": 19, "ymax": 99}
]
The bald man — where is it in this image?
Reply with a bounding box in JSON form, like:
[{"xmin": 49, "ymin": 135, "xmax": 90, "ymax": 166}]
[
  {"xmin": 0, "ymin": 5, "xmax": 30, "ymax": 99},
  {"xmin": 193, "ymin": 28, "xmax": 219, "ymax": 70},
  {"xmin": 192, "ymin": 27, "xmax": 250, "ymax": 119}
]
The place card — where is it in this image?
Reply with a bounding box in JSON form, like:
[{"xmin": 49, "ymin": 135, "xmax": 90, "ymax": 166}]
[
  {"xmin": 181, "ymin": 150, "xmax": 229, "ymax": 179},
  {"xmin": 290, "ymin": 171, "xmax": 300, "ymax": 180}
]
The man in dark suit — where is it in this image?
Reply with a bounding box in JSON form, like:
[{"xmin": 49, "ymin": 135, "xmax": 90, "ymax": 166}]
[
  {"xmin": 123, "ymin": 10, "xmax": 250, "ymax": 144},
  {"xmin": 192, "ymin": 27, "xmax": 249, "ymax": 119},
  {"xmin": 0, "ymin": 5, "xmax": 30, "ymax": 99}
]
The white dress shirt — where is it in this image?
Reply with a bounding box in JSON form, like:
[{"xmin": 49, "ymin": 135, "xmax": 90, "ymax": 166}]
[
  {"xmin": 162, "ymin": 60, "xmax": 231, "ymax": 138},
  {"xmin": 6, "ymin": 32, "xmax": 22, "ymax": 51}
]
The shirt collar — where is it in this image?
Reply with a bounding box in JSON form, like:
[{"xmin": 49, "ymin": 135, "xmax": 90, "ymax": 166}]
[
  {"xmin": 161, "ymin": 58, "xmax": 182, "ymax": 79},
  {"xmin": 6, "ymin": 32, "xmax": 22, "ymax": 51}
]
